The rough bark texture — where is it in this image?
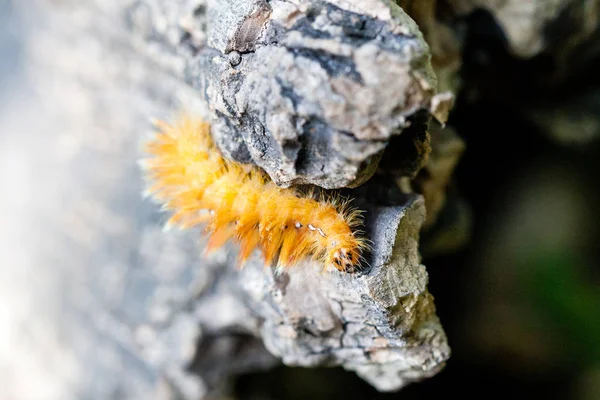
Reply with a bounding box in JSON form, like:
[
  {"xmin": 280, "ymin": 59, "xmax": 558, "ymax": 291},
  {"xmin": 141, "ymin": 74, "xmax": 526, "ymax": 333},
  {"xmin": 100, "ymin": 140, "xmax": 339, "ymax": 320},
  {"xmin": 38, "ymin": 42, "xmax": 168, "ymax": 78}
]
[
  {"xmin": 2, "ymin": 1, "xmax": 451, "ymax": 399},
  {"xmin": 197, "ymin": 0, "xmax": 443, "ymax": 189},
  {"xmin": 6, "ymin": 0, "xmax": 599, "ymax": 399}
]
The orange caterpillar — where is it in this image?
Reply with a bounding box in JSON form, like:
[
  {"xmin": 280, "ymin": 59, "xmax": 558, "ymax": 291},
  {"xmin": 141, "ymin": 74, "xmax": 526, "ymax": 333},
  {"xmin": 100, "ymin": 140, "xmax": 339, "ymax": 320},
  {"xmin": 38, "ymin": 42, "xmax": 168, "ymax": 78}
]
[{"xmin": 142, "ymin": 116, "xmax": 368, "ymax": 272}]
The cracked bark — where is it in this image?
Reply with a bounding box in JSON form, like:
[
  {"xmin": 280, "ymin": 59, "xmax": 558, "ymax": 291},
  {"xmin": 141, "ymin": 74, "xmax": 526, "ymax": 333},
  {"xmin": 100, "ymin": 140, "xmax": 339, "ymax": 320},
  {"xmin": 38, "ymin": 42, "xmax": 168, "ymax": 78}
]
[{"xmin": 8, "ymin": 0, "xmax": 453, "ymax": 399}]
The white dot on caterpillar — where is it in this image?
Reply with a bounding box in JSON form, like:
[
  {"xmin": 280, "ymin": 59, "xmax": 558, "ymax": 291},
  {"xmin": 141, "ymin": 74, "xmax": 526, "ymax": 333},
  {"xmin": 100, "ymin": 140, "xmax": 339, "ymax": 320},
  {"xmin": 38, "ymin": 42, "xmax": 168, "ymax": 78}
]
[
  {"xmin": 295, "ymin": 222, "xmax": 302, "ymax": 228},
  {"xmin": 306, "ymin": 224, "xmax": 326, "ymax": 237}
]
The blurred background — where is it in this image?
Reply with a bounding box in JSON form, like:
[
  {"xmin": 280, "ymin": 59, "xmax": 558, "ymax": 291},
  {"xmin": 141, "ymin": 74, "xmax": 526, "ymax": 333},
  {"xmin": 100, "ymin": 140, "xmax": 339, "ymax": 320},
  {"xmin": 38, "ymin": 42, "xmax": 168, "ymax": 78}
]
[{"xmin": 1, "ymin": 0, "xmax": 599, "ymax": 399}]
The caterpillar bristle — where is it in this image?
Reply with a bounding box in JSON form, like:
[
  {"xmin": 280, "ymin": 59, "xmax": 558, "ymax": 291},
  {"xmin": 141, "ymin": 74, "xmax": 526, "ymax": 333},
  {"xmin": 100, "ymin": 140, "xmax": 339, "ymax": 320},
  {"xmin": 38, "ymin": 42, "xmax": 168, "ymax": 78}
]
[{"xmin": 142, "ymin": 116, "xmax": 368, "ymax": 272}]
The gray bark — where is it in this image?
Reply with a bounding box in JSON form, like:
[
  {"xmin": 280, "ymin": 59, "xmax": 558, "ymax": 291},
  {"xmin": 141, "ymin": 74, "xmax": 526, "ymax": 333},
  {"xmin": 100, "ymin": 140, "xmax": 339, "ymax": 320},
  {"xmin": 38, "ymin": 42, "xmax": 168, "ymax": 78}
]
[
  {"xmin": 2, "ymin": 0, "xmax": 452, "ymax": 399},
  {"xmin": 198, "ymin": 0, "xmax": 441, "ymax": 189}
]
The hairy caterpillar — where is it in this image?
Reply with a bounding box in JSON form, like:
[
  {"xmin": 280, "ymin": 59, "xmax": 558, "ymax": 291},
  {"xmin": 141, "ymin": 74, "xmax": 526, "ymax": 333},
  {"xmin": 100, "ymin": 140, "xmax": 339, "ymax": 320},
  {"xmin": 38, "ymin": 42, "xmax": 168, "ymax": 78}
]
[{"xmin": 142, "ymin": 116, "xmax": 368, "ymax": 272}]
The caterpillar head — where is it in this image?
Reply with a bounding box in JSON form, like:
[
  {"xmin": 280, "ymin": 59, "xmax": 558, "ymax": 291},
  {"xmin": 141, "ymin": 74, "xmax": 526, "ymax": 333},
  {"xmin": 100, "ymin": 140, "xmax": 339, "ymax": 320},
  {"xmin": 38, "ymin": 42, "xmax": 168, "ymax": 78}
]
[{"xmin": 328, "ymin": 234, "xmax": 363, "ymax": 272}]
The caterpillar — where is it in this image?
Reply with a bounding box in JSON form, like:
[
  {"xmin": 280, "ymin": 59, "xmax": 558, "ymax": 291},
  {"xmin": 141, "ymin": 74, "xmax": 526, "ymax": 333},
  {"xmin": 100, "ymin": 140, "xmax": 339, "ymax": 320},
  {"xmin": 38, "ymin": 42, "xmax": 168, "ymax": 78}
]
[{"xmin": 142, "ymin": 116, "xmax": 368, "ymax": 272}]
